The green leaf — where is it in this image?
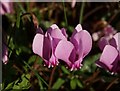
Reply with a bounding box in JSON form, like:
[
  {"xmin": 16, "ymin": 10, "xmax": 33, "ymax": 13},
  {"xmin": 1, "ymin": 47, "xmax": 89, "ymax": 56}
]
[
  {"xmin": 52, "ymin": 78, "xmax": 65, "ymax": 89},
  {"xmin": 12, "ymin": 74, "xmax": 30, "ymax": 89},
  {"xmin": 18, "ymin": 74, "xmax": 30, "ymax": 89},
  {"xmin": 17, "ymin": 2, "xmax": 26, "ymax": 13},
  {"xmin": 77, "ymin": 80, "xmax": 83, "ymax": 88},
  {"xmin": 4, "ymin": 81, "xmax": 14, "ymax": 90},
  {"xmin": 81, "ymin": 53, "xmax": 101, "ymax": 73},
  {"xmin": 61, "ymin": 66, "xmax": 70, "ymax": 74},
  {"xmin": 13, "ymin": 84, "xmax": 20, "ymax": 89},
  {"xmin": 68, "ymin": 26, "xmax": 74, "ymax": 33},
  {"xmin": 16, "ymin": 11, "xmax": 21, "ymax": 28},
  {"xmin": 28, "ymin": 55, "xmax": 37, "ymax": 65},
  {"xmin": 70, "ymin": 78, "xmax": 77, "ymax": 89},
  {"xmin": 28, "ymin": 55, "xmax": 43, "ymax": 66}
]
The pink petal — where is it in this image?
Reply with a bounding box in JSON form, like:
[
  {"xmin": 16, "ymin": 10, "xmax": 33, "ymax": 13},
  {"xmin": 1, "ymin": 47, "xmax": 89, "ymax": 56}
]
[
  {"xmin": 47, "ymin": 24, "xmax": 67, "ymax": 40},
  {"xmin": 36, "ymin": 27, "xmax": 44, "ymax": 34},
  {"xmin": 71, "ymin": 24, "xmax": 82, "ymax": 38},
  {"xmin": 2, "ymin": 43, "xmax": 8, "ymax": 64},
  {"xmin": 98, "ymin": 37, "xmax": 109, "ymax": 51},
  {"xmin": 70, "ymin": 39, "xmax": 83, "ymax": 61},
  {"xmin": 55, "ymin": 40, "xmax": 74, "ymax": 65},
  {"xmin": 61, "ymin": 28, "xmax": 68, "ymax": 38},
  {"xmin": 43, "ymin": 36, "xmax": 52, "ymax": 60},
  {"xmin": 98, "ymin": 45, "xmax": 118, "ymax": 71},
  {"xmin": 50, "ymin": 24, "xmax": 59, "ymax": 29},
  {"xmin": 113, "ymin": 33, "xmax": 120, "ymax": 60},
  {"xmin": 103, "ymin": 25, "xmax": 116, "ymax": 36},
  {"xmin": 109, "ymin": 38, "xmax": 117, "ymax": 49},
  {"xmin": 72, "ymin": 30, "xmax": 92, "ymax": 57},
  {"xmin": 48, "ymin": 53, "xmax": 59, "ymax": 68},
  {"xmin": 69, "ymin": 48, "xmax": 76, "ymax": 63},
  {"xmin": 111, "ymin": 56, "xmax": 120, "ymax": 73},
  {"xmin": 1, "ymin": 2, "xmax": 13, "ymax": 15},
  {"xmin": 75, "ymin": 24, "xmax": 82, "ymax": 32},
  {"xmin": 32, "ymin": 34, "xmax": 44, "ymax": 57},
  {"xmin": 71, "ymin": 0, "xmax": 76, "ymax": 8},
  {"xmin": 113, "ymin": 33, "xmax": 120, "ymax": 51},
  {"xmin": 48, "ymin": 28, "xmax": 67, "ymax": 40}
]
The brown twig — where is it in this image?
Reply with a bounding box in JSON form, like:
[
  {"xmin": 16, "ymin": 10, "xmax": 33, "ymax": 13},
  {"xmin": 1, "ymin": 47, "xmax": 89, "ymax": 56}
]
[
  {"xmin": 13, "ymin": 64, "xmax": 23, "ymax": 74},
  {"xmin": 84, "ymin": 70, "xmax": 100, "ymax": 84},
  {"xmin": 48, "ymin": 66, "xmax": 57, "ymax": 91},
  {"xmin": 105, "ymin": 78, "xmax": 119, "ymax": 91},
  {"xmin": 84, "ymin": 5, "xmax": 104, "ymax": 21},
  {"xmin": 108, "ymin": 10, "xmax": 120, "ymax": 24}
]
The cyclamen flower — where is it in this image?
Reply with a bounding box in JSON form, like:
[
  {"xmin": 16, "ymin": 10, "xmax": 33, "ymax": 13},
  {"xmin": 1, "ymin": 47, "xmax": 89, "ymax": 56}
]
[
  {"xmin": 32, "ymin": 24, "xmax": 67, "ymax": 67},
  {"xmin": 92, "ymin": 25, "xmax": 116, "ymax": 41},
  {"xmin": 55, "ymin": 24, "xmax": 92, "ymax": 71},
  {"xmin": 71, "ymin": 0, "xmax": 76, "ymax": 8},
  {"xmin": 67, "ymin": 0, "xmax": 76, "ymax": 8},
  {"xmin": 2, "ymin": 43, "xmax": 8, "ymax": 64},
  {"xmin": 96, "ymin": 33, "xmax": 120, "ymax": 73},
  {"xmin": 0, "ymin": 1, "xmax": 13, "ymax": 15}
]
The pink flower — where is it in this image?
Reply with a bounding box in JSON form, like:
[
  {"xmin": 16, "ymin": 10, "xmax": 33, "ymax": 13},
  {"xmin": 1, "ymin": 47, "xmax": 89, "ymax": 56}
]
[
  {"xmin": 32, "ymin": 24, "xmax": 67, "ymax": 68},
  {"xmin": 0, "ymin": 1, "xmax": 13, "ymax": 15},
  {"xmin": 71, "ymin": 0, "xmax": 76, "ymax": 8},
  {"xmin": 96, "ymin": 33, "xmax": 120, "ymax": 73},
  {"xmin": 2, "ymin": 43, "xmax": 8, "ymax": 64},
  {"xmin": 66, "ymin": 0, "xmax": 76, "ymax": 8},
  {"xmin": 92, "ymin": 25, "xmax": 116, "ymax": 41},
  {"xmin": 55, "ymin": 24, "xmax": 92, "ymax": 71}
]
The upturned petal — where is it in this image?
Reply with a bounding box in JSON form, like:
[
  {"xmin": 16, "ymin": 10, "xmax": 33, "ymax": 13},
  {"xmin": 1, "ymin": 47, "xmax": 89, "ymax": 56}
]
[
  {"xmin": 61, "ymin": 28, "xmax": 68, "ymax": 38},
  {"xmin": 36, "ymin": 27, "xmax": 44, "ymax": 34},
  {"xmin": 32, "ymin": 34, "xmax": 44, "ymax": 57},
  {"xmin": 71, "ymin": 24, "xmax": 82, "ymax": 38},
  {"xmin": 98, "ymin": 37, "xmax": 109, "ymax": 51},
  {"xmin": 112, "ymin": 33, "xmax": 120, "ymax": 51},
  {"xmin": 71, "ymin": 29, "xmax": 92, "ymax": 57},
  {"xmin": 47, "ymin": 24, "xmax": 67, "ymax": 40},
  {"xmin": 103, "ymin": 25, "xmax": 116, "ymax": 36},
  {"xmin": 96, "ymin": 45, "xmax": 118, "ymax": 71},
  {"xmin": 47, "ymin": 24, "xmax": 67, "ymax": 54}
]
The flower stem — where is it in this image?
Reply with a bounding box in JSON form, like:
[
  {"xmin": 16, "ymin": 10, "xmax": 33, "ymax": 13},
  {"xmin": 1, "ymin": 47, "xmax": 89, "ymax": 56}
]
[
  {"xmin": 62, "ymin": 0, "xmax": 68, "ymax": 27},
  {"xmin": 48, "ymin": 66, "xmax": 56, "ymax": 90},
  {"xmin": 79, "ymin": 2, "xmax": 85, "ymax": 24}
]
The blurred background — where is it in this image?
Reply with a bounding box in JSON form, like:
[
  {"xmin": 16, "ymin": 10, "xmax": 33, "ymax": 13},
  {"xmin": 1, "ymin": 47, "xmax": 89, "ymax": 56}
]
[{"xmin": 2, "ymin": 2, "xmax": 120, "ymax": 91}]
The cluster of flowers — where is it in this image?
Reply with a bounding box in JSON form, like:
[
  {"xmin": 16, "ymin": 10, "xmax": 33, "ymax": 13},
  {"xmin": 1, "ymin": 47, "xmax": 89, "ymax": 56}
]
[
  {"xmin": 32, "ymin": 24, "xmax": 92, "ymax": 71},
  {"xmin": 32, "ymin": 24, "xmax": 120, "ymax": 73}
]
